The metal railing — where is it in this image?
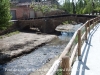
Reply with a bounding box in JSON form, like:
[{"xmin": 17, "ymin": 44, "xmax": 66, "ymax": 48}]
[{"xmin": 46, "ymin": 17, "xmax": 100, "ymax": 75}]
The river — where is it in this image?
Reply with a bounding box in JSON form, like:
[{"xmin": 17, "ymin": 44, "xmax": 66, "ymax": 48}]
[{"xmin": 0, "ymin": 24, "xmax": 82, "ymax": 75}]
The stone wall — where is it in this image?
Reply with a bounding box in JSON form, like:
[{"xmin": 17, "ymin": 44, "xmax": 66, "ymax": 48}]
[
  {"xmin": 0, "ymin": 16, "xmax": 95, "ymax": 35},
  {"xmin": 16, "ymin": 16, "xmax": 94, "ymax": 33}
]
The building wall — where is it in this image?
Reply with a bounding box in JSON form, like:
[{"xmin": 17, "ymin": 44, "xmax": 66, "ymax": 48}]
[{"xmin": 11, "ymin": 6, "xmax": 33, "ymax": 20}]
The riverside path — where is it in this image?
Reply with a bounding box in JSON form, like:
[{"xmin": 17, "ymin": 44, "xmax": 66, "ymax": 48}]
[{"xmin": 71, "ymin": 23, "xmax": 100, "ymax": 75}]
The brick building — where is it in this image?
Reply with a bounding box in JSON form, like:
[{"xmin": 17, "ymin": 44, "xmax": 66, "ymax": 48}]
[
  {"xmin": 10, "ymin": 2, "xmax": 35, "ymax": 20},
  {"xmin": 10, "ymin": 0, "xmax": 59, "ymax": 20}
]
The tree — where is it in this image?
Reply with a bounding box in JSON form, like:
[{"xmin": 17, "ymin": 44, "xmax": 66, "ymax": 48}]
[
  {"xmin": 61, "ymin": 0, "xmax": 73, "ymax": 14},
  {"xmin": 31, "ymin": 2, "xmax": 50, "ymax": 16},
  {"xmin": 76, "ymin": 0, "xmax": 85, "ymax": 14},
  {"xmin": 60, "ymin": 0, "xmax": 100, "ymax": 15},
  {"xmin": 80, "ymin": 0, "xmax": 92, "ymax": 14},
  {"xmin": 93, "ymin": 0, "xmax": 100, "ymax": 14},
  {"xmin": 0, "ymin": 0, "xmax": 12, "ymax": 30},
  {"xmin": 31, "ymin": 1, "xmax": 58, "ymax": 16}
]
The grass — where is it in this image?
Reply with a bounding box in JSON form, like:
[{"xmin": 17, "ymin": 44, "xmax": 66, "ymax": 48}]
[
  {"xmin": 62, "ymin": 20, "xmax": 73, "ymax": 25},
  {"xmin": 74, "ymin": 35, "xmax": 78, "ymax": 44},
  {"xmin": 0, "ymin": 31, "xmax": 20, "ymax": 39},
  {"xmin": 56, "ymin": 67, "xmax": 62, "ymax": 75}
]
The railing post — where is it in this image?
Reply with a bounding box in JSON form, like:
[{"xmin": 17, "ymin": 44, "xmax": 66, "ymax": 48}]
[
  {"xmin": 95, "ymin": 18, "xmax": 97, "ymax": 26},
  {"xmin": 88, "ymin": 21, "xmax": 90, "ymax": 33},
  {"xmin": 62, "ymin": 56, "xmax": 71, "ymax": 75},
  {"xmin": 85, "ymin": 24, "xmax": 87, "ymax": 40},
  {"xmin": 97, "ymin": 17, "xmax": 98, "ymax": 22},
  {"xmin": 97, "ymin": 17, "xmax": 99, "ymax": 22},
  {"xmin": 98, "ymin": 17, "xmax": 100, "ymax": 22},
  {"xmin": 96, "ymin": 17, "xmax": 98, "ymax": 23},
  {"xmin": 98, "ymin": 17, "xmax": 99, "ymax": 22},
  {"xmin": 93, "ymin": 19, "xmax": 94, "ymax": 29},
  {"xmin": 78, "ymin": 30, "xmax": 81, "ymax": 61}
]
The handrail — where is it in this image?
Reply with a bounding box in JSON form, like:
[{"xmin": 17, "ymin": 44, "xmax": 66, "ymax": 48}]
[
  {"xmin": 46, "ymin": 17, "xmax": 100, "ymax": 75},
  {"xmin": 58, "ymin": 30, "xmax": 78, "ymax": 61}
]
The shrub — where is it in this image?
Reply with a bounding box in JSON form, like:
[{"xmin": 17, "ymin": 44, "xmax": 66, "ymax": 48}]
[{"xmin": 0, "ymin": 0, "xmax": 12, "ymax": 30}]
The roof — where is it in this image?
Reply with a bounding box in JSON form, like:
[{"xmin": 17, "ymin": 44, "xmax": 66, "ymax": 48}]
[
  {"xmin": 19, "ymin": 0, "xmax": 32, "ymax": 3},
  {"xmin": 16, "ymin": 2, "xmax": 31, "ymax": 6}
]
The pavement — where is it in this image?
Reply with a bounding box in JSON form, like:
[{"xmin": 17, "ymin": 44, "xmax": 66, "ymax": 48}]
[{"xmin": 71, "ymin": 23, "xmax": 100, "ymax": 75}]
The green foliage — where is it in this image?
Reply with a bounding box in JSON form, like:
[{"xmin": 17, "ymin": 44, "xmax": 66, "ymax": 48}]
[
  {"xmin": 31, "ymin": 2, "xmax": 60, "ymax": 15},
  {"xmin": 0, "ymin": 0, "xmax": 12, "ymax": 30},
  {"xmin": 40, "ymin": 5, "xmax": 50, "ymax": 14},
  {"xmin": 56, "ymin": 67, "xmax": 62, "ymax": 75},
  {"xmin": 60, "ymin": 0, "xmax": 73, "ymax": 14},
  {"xmin": 82, "ymin": 1, "xmax": 93, "ymax": 14},
  {"xmin": 76, "ymin": 0, "xmax": 100, "ymax": 14},
  {"xmin": 61, "ymin": 0, "xmax": 100, "ymax": 14},
  {"xmin": 56, "ymin": 70, "xmax": 62, "ymax": 75},
  {"xmin": 62, "ymin": 20, "xmax": 72, "ymax": 25},
  {"xmin": 93, "ymin": 0, "xmax": 100, "ymax": 12},
  {"xmin": 94, "ymin": 8, "xmax": 100, "ymax": 12},
  {"xmin": 52, "ymin": 4, "xmax": 58, "ymax": 9},
  {"xmin": 74, "ymin": 35, "xmax": 78, "ymax": 44},
  {"xmin": 34, "ymin": 5, "xmax": 50, "ymax": 14},
  {"xmin": 76, "ymin": 0, "xmax": 85, "ymax": 14},
  {"xmin": 62, "ymin": 21, "xmax": 69, "ymax": 25}
]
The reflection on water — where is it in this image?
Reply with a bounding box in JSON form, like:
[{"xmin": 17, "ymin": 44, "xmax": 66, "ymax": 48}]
[{"xmin": 0, "ymin": 24, "xmax": 82, "ymax": 75}]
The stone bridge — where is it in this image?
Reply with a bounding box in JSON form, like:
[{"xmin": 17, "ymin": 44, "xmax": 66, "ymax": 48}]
[{"xmin": 16, "ymin": 14, "xmax": 97, "ymax": 33}]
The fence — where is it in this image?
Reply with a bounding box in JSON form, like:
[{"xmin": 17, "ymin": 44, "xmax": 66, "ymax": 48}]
[{"xmin": 46, "ymin": 17, "xmax": 100, "ymax": 75}]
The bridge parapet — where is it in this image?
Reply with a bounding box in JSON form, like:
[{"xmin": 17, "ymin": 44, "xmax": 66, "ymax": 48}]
[{"xmin": 17, "ymin": 15, "xmax": 97, "ymax": 33}]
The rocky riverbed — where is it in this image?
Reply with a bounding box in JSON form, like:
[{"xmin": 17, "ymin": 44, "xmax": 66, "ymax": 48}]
[
  {"xmin": 0, "ymin": 31, "xmax": 73, "ymax": 75},
  {"xmin": 0, "ymin": 32, "xmax": 57, "ymax": 63},
  {"xmin": 56, "ymin": 23, "xmax": 83, "ymax": 32}
]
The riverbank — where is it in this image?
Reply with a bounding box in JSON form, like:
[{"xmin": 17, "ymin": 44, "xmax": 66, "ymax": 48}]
[{"xmin": 0, "ymin": 32, "xmax": 57, "ymax": 63}]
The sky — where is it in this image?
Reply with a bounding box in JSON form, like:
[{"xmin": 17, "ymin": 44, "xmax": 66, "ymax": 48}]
[
  {"xmin": 58, "ymin": 0, "xmax": 65, "ymax": 5},
  {"xmin": 58, "ymin": 0, "xmax": 78, "ymax": 5}
]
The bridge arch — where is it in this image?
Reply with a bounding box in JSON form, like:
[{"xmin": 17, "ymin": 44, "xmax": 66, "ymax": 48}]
[{"xmin": 17, "ymin": 15, "xmax": 96, "ymax": 33}]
